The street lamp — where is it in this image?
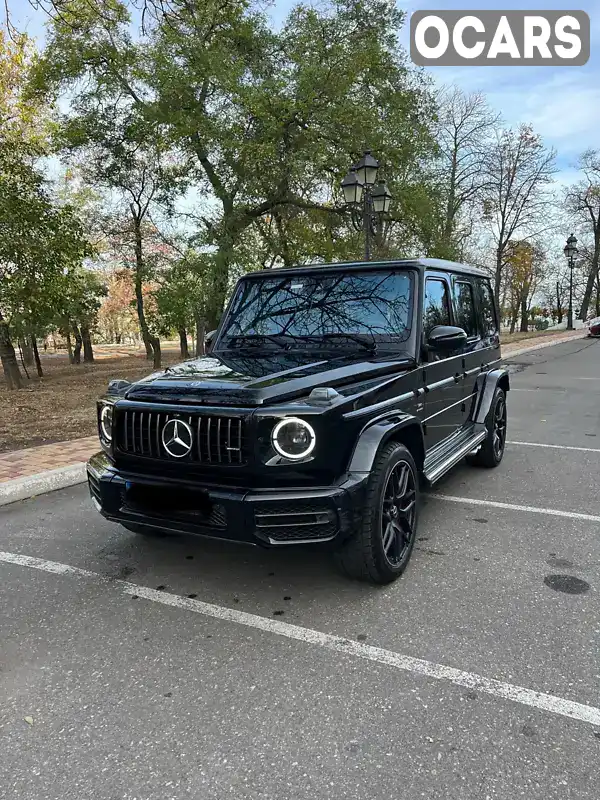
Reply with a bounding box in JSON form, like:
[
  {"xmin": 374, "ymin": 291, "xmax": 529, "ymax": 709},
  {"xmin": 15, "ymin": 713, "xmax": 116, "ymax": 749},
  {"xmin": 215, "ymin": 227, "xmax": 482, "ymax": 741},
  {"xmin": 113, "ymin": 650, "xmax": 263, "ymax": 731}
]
[
  {"xmin": 563, "ymin": 233, "xmax": 578, "ymax": 330},
  {"xmin": 340, "ymin": 149, "xmax": 392, "ymax": 261}
]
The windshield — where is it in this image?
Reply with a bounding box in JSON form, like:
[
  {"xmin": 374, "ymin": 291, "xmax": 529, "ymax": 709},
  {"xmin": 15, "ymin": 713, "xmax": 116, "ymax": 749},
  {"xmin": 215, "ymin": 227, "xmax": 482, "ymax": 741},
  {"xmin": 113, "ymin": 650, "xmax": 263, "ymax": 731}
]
[{"xmin": 218, "ymin": 269, "xmax": 414, "ymax": 350}]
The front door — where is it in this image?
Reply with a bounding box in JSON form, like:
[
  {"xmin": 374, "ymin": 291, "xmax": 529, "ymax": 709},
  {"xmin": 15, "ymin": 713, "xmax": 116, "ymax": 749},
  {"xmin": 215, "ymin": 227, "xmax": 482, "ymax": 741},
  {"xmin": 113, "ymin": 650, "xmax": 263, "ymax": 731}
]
[{"xmin": 421, "ymin": 275, "xmax": 463, "ymax": 450}]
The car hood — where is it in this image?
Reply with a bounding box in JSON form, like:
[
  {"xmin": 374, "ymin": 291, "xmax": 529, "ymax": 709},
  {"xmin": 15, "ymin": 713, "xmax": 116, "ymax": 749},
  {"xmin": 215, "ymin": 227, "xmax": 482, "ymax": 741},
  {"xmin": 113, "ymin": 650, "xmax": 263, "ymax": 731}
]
[{"xmin": 123, "ymin": 349, "xmax": 412, "ymax": 407}]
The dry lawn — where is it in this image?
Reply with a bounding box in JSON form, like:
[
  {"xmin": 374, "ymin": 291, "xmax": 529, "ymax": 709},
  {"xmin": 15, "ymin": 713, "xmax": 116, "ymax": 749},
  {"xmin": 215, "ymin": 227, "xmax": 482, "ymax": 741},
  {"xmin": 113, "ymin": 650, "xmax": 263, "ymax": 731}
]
[{"xmin": 0, "ymin": 352, "xmax": 180, "ymax": 453}]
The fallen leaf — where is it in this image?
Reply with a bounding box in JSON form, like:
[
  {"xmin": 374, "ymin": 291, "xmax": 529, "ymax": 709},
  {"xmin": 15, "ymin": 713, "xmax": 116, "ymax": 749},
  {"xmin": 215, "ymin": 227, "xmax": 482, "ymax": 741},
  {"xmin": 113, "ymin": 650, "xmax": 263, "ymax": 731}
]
[{"xmin": 24, "ymin": 716, "xmax": 34, "ymax": 725}]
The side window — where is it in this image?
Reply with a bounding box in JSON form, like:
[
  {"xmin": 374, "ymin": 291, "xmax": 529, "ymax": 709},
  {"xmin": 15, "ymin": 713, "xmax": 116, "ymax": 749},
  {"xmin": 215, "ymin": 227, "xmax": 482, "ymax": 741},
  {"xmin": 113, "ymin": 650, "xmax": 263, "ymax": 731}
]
[
  {"xmin": 423, "ymin": 278, "xmax": 451, "ymax": 335},
  {"xmin": 452, "ymin": 280, "xmax": 478, "ymax": 337},
  {"xmin": 477, "ymin": 279, "xmax": 499, "ymax": 337}
]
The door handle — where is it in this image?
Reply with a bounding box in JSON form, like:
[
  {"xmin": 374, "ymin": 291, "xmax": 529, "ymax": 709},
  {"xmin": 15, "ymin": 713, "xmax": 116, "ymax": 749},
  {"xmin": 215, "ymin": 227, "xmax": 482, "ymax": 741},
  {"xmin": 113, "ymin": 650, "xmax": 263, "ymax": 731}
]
[{"xmin": 454, "ymin": 373, "xmax": 461, "ymax": 383}]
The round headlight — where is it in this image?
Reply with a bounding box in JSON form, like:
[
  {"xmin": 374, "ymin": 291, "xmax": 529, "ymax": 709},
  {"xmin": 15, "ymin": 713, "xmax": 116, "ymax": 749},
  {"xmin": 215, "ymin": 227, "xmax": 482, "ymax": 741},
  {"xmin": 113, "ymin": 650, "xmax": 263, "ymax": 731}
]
[
  {"xmin": 100, "ymin": 404, "xmax": 113, "ymax": 442},
  {"xmin": 272, "ymin": 417, "xmax": 316, "ymax": 460}
]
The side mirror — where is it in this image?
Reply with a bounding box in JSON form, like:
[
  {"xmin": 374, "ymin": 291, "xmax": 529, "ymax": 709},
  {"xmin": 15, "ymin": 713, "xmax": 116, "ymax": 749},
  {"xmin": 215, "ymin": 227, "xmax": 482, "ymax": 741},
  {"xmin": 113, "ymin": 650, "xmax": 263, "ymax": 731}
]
[
  {"xmin": 427, "ymin": 325, "xmax": 467, "ymax": 350},
  {"xmin": 205, "ymin": 330, "xmax": 216, "ymax": 352}
]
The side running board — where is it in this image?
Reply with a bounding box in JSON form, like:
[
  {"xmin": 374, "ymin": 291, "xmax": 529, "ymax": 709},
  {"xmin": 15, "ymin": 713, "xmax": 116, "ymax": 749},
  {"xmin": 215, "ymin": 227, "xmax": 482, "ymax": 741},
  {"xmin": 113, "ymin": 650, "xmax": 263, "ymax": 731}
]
[{"xmin": 423, "ymin": 428, "xmax": 487, "ymax": 485}]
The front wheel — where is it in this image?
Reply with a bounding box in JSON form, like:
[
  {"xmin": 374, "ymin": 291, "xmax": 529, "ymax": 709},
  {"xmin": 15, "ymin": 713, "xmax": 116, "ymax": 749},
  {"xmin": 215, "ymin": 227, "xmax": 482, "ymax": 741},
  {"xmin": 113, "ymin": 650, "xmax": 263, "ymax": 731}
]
[
  {"xmin": 467, "ymin": 387, "xmax": 507, "ymax": 468},
  {"xmin": 335, "ymin": 442, "xmax": 419, "ymax": 584}
]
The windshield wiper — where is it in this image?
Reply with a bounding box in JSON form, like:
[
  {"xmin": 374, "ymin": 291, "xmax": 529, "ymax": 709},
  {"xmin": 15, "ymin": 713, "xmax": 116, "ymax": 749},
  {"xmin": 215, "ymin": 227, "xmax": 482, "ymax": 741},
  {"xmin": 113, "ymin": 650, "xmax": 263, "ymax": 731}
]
[
  {"xmin": 227, "ymin": 334, "xmax": 290, "ymax": 350},
  {"xmin": 305, "ymin": 333, "xmax": 377, "ymax": 352}
]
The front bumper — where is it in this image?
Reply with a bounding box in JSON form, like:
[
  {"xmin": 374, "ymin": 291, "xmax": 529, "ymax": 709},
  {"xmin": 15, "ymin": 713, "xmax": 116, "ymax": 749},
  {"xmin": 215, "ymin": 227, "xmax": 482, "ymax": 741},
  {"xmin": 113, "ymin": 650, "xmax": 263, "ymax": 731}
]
[{"xmin": 86, "ymin": 452, "xmax": 368, "ymax": 547}]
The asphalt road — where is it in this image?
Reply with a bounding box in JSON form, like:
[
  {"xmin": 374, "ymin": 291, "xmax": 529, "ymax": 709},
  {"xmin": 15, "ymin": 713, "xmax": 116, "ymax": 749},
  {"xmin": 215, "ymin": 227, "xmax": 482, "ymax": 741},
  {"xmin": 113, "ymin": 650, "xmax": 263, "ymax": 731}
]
[{"xmin": 1, "ymin": 336, "xmax": 599, "ymax": 800}]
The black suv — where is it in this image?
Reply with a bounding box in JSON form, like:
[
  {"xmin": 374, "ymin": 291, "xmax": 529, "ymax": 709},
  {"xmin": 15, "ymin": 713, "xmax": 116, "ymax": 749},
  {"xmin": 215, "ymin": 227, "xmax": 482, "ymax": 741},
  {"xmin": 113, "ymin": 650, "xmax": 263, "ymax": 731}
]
[{"xmin": 88, "ymin": 258, "xmax": 509, "ymax": 583}]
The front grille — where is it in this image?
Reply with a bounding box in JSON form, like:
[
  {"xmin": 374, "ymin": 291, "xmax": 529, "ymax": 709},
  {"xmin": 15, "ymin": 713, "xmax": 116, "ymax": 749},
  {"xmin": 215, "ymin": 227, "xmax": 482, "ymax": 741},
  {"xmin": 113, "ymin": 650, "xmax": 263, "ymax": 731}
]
[
  {"xmin": 253, "ymin": 500, "xmax": 337, "ymax": 542},
  {"xmin": 117, "ymin": 409, "xmax": 247, "ymax": 465}
]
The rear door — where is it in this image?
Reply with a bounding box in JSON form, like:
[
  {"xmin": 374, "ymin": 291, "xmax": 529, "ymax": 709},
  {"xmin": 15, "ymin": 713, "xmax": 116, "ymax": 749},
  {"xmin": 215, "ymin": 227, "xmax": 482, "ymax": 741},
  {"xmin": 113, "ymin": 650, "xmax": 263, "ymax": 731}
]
[
  {"xmin": 451, "ymin": 276, "xmax": 482, "ymax": 426},
  {"xmin": 421, "ymin": 273, "xmax": 463, "ymax": 449}
]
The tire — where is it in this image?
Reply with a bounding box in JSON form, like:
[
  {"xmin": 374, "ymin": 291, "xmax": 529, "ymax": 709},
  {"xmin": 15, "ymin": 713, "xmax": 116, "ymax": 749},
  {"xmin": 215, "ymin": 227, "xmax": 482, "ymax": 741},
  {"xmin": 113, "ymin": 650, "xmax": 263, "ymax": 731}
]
[
  {"xmin": 334, "ymin": 442, "xmax": 419, "ymax": 584},
  {"xmin": 466, "ymin": 387, "xmax": 507, "ymax": 468}
]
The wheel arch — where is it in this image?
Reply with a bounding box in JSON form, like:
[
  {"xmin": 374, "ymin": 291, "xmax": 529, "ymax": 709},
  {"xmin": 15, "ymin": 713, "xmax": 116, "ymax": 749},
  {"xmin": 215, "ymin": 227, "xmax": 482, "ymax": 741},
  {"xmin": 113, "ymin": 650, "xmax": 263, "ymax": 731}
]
[
  {"xmin": 473, "ymin": 368, "xmax": 510, "ymax": 424},
  {"xmin": 347, "ymin": 415, "xmax": 425, "ymax": 475}
]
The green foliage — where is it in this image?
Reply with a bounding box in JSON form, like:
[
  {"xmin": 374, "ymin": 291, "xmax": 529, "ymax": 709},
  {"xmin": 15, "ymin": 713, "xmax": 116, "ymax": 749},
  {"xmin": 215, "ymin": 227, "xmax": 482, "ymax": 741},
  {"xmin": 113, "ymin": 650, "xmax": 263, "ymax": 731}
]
[
  {"xmin": 33, "ymin": 0, "xmax": 440, "ymax": 326},
  {"xmin": 150, "ymin": 253, "xmax": 210, "ymax": 336},
  {"xmin": 0, "ymin": 141, "xmax": 93, "ymax": 338}
]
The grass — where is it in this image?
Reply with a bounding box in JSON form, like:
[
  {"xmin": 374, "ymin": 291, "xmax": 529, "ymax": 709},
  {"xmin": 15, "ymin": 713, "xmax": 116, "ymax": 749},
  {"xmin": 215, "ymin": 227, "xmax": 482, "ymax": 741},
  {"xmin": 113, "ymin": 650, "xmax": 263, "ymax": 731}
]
[{"xmin": 500, "ymin": 329, "xmax": 568, "ymax": 344}]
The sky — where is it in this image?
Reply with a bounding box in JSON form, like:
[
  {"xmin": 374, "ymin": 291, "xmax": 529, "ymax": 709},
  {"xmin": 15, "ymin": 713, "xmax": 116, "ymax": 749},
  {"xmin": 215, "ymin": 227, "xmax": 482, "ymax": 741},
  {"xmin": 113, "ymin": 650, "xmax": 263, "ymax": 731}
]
[{"xmin": 8, "ymin": 0, "xmax": 600, "ymax": 187}]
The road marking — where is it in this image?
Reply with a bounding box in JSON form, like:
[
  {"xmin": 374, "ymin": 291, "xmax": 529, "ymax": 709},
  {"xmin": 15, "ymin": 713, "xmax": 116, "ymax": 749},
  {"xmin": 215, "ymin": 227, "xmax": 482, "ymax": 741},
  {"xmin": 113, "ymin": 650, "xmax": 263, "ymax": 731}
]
[
  {"xmin": 508, "ymin": 440, "xmax": 600, "ymax": 454},
  {"xmin": 429, "ymin": 494, "xmax": 600, "ymax": 523},
  {"xmin": 1, "ymin": 549, "xmax": 600, "ymax": 727}
]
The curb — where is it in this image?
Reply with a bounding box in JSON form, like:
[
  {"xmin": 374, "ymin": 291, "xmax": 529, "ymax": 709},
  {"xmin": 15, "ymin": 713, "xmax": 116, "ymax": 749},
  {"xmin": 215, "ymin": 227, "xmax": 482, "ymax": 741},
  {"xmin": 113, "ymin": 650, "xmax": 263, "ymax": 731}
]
[{"xmin": 0, "ymin": 462, "xmax": 88, "ymax": 508}]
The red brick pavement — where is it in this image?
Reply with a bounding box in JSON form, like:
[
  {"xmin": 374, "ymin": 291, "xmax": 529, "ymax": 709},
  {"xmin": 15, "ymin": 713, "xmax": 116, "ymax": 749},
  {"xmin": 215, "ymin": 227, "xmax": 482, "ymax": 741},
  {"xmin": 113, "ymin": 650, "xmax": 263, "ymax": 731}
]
[{"xmin": 0, "ymin": 436, "xmax": 98, "ymax": 483}]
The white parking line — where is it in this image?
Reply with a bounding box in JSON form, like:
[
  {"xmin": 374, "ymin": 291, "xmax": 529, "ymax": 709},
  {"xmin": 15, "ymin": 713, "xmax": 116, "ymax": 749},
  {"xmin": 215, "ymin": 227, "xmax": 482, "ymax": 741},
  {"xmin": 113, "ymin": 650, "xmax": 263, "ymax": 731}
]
[
  {"xmin": 1, "ymin": 549, "xmax": 600, "ymax": 727},
  {"xmin": 508, "ymin": 440, "xmax": 600, "ymax": 454},
  {"xmin": 429, "ymin": 494, "xmax": 600, "ymax": 522}
]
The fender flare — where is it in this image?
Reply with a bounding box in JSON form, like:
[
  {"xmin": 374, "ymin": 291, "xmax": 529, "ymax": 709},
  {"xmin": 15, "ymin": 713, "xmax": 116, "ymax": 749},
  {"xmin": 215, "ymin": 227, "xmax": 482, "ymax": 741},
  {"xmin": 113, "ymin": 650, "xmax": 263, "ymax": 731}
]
[
  {"xmin": 472, "ymin": 368, "xmax": 510, "ymax": 424},
  {"xmin": 347, "ymin": 413, "xmax": 425, "ymax": 474}
]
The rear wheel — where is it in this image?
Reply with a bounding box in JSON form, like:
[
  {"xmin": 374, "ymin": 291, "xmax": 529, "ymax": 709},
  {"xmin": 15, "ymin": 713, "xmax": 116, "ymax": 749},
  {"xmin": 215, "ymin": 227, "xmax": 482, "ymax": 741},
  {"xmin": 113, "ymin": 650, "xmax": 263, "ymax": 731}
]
[
  {"xmin": 467, "ymin": 387, "xmax": 507, "ymax": 468},
  {"xmin": 335, "ymin": 442, "xmax": 419, "ymax": 584}
]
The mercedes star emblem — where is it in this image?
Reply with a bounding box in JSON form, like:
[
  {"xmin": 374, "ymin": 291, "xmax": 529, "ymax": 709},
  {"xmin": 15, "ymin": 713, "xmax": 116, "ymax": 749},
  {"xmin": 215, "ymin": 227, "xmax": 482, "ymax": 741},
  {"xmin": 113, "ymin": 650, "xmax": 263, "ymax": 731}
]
[{"xmin": 162, "ymin": 418, "xmax": 193, "ymax": 458}]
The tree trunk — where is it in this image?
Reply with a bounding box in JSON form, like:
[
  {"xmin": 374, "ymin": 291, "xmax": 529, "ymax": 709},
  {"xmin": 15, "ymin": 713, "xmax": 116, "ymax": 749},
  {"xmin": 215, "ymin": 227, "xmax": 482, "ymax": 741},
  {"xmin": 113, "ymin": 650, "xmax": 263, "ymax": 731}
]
[
  {"xmin": 494, "ymin": 247, "xmax": 503, "ymax": 307},
  {"xmin": 0, "ymin": 312, "xmax": 22, "ymax": 389},
  {"xmin": 72, "ymin": 325, "xmax": 82, "ymax": 364},
  {"xmin": 178, "ymin": 327, "xmax": 189, "ymax": 359},
  {"xmin": 131, "ymin": 207, "xmax": 159, "ymax": 363},
  {"xmin": 556, "ymin": 281, "xmax": 563, "ymax": 324},
  {"xmin": 30, "ymin": 335, "xmax": 43, "ymax": 377},
  {"xmin": 81, "ymin": 325, "xmax": 94, "ymax": 362},
  {"xmin": 206, "ymin": 229, "xmax": 236, "ymax": 330},
  {"xmin": 519, "ymin": 298, "xmax": 528, "ymax": 332},
  {"xmin": 19, "ymin": 337, "xmax": 33, "ymax": 366},
  {"xmin": 17, "ymin": 340, "xmax": 31, "ymax": 380},
  {"xmin": 151, "ymin": 335, "xmax": 161, "ymax": 369},
  {"xmin": 595, "ymin": 274, "xmax": 600, "ymax": 317},
  {"xmin": 579, "ymin": 240, "xmax": 600, "ymax": 321},
  {"xmin": 195, "ymin": 316, "xmax": 205, "ymax": 357},
  {"xmin": 65, "ymin": 330, "xmax": 74, "ymax": 364}
]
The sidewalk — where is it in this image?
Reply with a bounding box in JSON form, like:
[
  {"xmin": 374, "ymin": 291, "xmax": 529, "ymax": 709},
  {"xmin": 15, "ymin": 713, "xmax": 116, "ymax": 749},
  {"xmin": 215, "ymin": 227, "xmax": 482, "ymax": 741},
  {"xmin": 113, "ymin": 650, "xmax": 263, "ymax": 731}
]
[
  {"xmin": 0, "ymin": 435, "xmax": 98, "ymax": 484},
  {"xmin": 0, "ymin": 328, "xmax": 588, "ymax": 504}
]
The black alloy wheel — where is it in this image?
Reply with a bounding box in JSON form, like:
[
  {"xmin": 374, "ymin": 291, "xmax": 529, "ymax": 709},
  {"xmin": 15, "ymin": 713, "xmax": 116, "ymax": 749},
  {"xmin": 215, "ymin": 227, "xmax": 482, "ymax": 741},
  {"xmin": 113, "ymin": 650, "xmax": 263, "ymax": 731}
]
[{"xmin": 335, "ymin": 442, "xmax": 420, "ymax": 584}]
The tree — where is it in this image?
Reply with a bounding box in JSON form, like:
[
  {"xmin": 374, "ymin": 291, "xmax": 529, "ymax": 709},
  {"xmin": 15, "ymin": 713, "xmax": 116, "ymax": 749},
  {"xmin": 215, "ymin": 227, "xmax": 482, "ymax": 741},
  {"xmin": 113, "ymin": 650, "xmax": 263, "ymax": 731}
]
[
  {"xmin": 482, "ymin": 125, "xmax": 556, "ymax": 304},
  {"xmin": 32, "ymin": 0, "xmax": 439, "ymax": 328},
  {"xmin": 56, "ymin": 268, "xmax": 107, "ymax": 363},
  {"xmin": 435, "ymin": 87, "xmax": 499, "ymax": 256},
  {"xmin": 0, "ymin": 139, "xmax": 92, "ymax": 386},
  {"xmin": 151, "ymin": 255, "xmax": 210, "ymax": 359},
  {"xmin": 504, "ymin": 240, "xmax": 545, "ymax": 333},
  {"xmin": 565, "ymin": 150, "xmax": 600, "ymax": 322}
]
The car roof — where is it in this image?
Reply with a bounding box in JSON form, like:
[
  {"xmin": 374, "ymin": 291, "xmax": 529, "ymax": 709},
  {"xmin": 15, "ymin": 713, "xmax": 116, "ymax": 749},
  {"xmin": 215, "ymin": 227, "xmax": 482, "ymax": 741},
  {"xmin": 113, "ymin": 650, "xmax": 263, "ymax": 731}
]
[{"xmin": 243, "ymin": 258, "xmax": 490, "ymax": 280}]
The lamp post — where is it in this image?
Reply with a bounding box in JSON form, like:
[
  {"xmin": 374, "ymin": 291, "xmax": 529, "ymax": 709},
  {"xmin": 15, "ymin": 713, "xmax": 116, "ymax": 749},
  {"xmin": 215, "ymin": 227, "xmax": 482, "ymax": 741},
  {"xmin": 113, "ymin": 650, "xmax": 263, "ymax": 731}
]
[
  {"xmin": 563, "ymin": 233, "xmax": 578, "ymax": 330},
  {"xmin": 341, "ymin": 149, "xmax": 392, "ymax": 261}
]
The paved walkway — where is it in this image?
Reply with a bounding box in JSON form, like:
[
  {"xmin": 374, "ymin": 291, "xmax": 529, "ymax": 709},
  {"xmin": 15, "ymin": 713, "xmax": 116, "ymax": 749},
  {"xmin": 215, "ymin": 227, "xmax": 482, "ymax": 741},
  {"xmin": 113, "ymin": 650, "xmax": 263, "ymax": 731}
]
[
  {"xmin": 0, "ymin": 329, "xmax": 587, "ymax": 486},
  {"xmin": 0, "ymin": 436, "xmax": 98, "ymax": 483}
]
